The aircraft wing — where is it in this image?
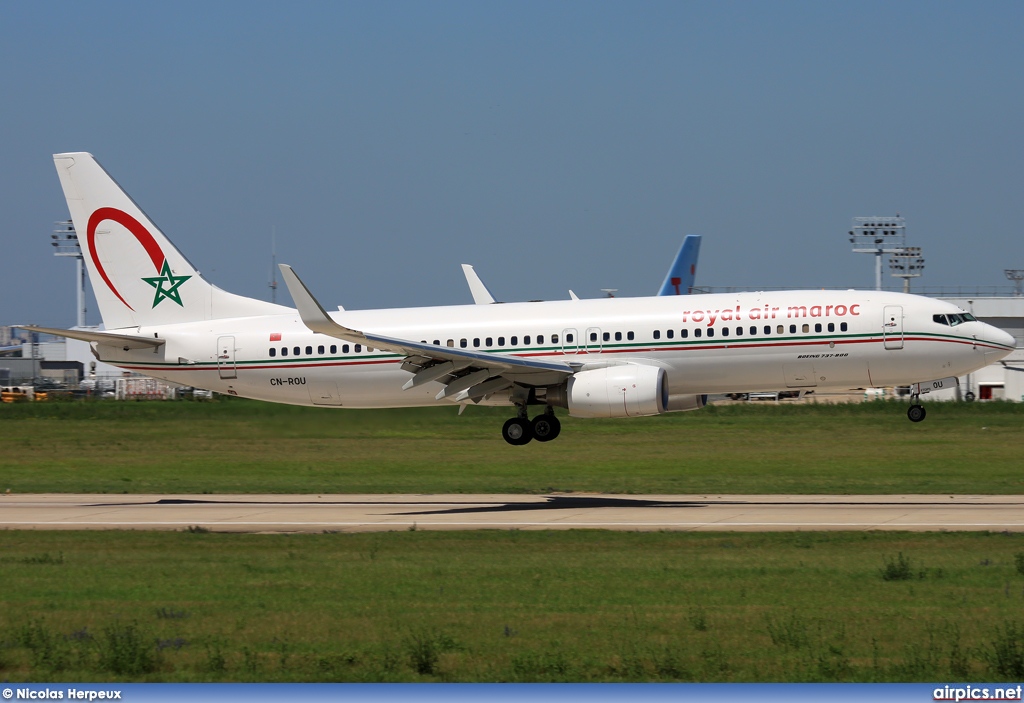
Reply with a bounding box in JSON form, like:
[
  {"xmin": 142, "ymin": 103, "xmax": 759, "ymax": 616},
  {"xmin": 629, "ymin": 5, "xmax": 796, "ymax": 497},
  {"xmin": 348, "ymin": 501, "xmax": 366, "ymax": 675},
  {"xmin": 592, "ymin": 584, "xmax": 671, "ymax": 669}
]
[
  {"xmin": 279, "ymin": 265, "xmax": 574, "ymax": 401},
  {"xmin": 14, "ymin": 325, "xmax": 166, "ymax": 349}
]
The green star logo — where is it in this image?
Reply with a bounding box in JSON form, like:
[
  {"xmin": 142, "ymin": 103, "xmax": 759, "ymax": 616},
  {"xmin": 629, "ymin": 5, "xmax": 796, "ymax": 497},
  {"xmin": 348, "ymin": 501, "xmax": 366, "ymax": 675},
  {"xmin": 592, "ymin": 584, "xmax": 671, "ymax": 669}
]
[{"xmin": 142, "ymin": 261, "xmax": 191, "ymax": 308}]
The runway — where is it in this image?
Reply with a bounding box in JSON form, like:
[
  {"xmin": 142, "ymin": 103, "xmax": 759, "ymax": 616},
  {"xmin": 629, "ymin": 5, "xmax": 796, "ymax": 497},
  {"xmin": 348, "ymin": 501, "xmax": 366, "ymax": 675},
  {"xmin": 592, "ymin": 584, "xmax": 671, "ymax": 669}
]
[{"xmin": 2, "ymin": 493, "xmax": 1024, "ymax": 533}]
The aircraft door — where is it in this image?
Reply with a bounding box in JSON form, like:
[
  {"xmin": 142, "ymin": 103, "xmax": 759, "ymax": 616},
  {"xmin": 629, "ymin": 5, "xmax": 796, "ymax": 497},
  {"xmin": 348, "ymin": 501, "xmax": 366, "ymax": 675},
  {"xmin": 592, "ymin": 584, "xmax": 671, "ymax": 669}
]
[
  {"xmin": 217, "ymin": 336, "xmax": 237, "ymax": 379},
  {"xmin": 883, "ymin": 306, "xmax": 904, "ymax": 350},
  {"xmin": 561, "ymin": 328, "xmax": 579, "ymax": 354},
  {"xmin": 585, "ymin": 327, "xmax": 603, "ymax": 353}
]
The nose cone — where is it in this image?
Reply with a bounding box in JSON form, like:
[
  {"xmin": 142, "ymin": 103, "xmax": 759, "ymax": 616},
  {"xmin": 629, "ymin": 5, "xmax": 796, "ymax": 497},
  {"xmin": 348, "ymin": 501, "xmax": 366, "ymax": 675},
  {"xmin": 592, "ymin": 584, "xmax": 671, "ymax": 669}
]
[{"xmin": 984, "ymin": 324, "xmax": 1017, "ymax": 360}]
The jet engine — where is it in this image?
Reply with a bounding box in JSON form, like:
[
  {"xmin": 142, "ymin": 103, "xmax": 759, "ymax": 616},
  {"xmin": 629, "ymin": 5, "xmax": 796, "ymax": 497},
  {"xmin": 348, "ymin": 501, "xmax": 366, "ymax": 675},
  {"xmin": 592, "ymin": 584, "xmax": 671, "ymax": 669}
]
[{"xmin": 565, "ymin": 364, "xmax": 668, "ymax": 418}]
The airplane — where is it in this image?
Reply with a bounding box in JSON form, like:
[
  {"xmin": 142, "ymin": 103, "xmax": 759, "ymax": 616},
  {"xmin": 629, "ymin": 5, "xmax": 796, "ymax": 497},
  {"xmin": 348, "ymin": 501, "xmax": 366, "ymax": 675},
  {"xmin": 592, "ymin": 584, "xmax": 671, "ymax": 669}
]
[
  {"xmin": 461, "ymin": 234, "xmax": 702, "ymax": 304},
  {"xmin": 19, "ymin": 153, "xmax": 1016, "ymax": 445}
]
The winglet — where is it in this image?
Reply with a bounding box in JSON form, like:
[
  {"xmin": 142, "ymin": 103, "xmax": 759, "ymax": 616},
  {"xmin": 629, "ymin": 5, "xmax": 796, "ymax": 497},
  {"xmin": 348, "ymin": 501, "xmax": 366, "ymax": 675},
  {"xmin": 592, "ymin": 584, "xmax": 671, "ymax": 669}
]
[
  {"xmin": 278, "ymin": 264, "xmax": 368, "ymax": 344},
  {"xmin": 461, "ymin": 264, "xmax": 497, "ymax": 305}
]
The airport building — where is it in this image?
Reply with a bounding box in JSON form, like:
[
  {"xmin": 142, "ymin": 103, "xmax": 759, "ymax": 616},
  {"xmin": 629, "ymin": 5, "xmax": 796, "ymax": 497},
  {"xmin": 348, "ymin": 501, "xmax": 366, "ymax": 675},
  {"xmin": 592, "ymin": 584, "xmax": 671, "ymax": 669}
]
[{"xmin": 932, "ymin": 294, "xmax": 1024, "ymax": 402}]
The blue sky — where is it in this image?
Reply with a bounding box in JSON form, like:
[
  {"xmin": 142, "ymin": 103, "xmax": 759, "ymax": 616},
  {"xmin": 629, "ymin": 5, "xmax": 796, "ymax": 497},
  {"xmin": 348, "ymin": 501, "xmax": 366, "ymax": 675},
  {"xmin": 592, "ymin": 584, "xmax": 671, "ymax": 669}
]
[{"xmin": 2, "ymin": 1, "xmax": 1022, "ymax": 327}]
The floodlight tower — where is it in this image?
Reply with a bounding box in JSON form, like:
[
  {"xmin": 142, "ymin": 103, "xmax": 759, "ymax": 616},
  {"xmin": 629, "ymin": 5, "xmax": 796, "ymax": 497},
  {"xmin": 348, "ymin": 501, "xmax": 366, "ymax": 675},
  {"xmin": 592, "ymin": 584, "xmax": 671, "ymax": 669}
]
[
  {"xmin": 889, "ymin": 246, "xmax": 925, "ymax": 293},
  {"xmin": 50, "ymin": 220, "xmax": 87, "ymax": 327},
  {"xmin": 848, "ymin": 216, "xmax": 906, "ymax": 291},
  {"xmin": 1006, "ymin": 269, "xmax": 1024, "ymax": 297}
]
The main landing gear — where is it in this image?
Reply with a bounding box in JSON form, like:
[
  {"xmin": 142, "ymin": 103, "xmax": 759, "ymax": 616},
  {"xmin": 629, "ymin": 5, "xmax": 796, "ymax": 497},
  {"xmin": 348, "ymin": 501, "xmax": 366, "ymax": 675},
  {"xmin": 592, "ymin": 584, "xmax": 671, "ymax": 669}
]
[{"xmin": 502, "ymin": 406, "xmax": 562, "ymax": 445}]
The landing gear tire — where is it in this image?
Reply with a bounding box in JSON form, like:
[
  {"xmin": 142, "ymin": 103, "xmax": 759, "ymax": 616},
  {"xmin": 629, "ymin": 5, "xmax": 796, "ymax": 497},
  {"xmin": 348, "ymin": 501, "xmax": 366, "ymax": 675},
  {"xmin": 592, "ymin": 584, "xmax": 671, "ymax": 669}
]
[
  {"xmin": 907, "ymin": 405, "xmax": 926, "ymax": 423},
  {"xmin": 531, "ymin": 414, "xmax": 561, "ymax": 442},
  {"xmin": 502, "ymin": 417, "xmax": 533, "ymax": 445},
  {"xmin": 964, "ymin": 391, "xmax": 976, "ymax": 402}
]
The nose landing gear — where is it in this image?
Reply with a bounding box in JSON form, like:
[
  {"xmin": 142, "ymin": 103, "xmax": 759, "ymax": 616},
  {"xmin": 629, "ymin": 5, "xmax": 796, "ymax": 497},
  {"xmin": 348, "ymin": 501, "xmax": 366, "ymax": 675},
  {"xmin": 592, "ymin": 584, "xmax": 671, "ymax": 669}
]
[
  {"xmin": 502, "ymin": 406, "xmax": 561, "ymax": 445},
  {"xmin": 907, "ymin": 404, "xmax": 926, "ymax": 422},
  {"xmin": 907, "ymin": 389, "xmax": 926, "ymax": 423}
]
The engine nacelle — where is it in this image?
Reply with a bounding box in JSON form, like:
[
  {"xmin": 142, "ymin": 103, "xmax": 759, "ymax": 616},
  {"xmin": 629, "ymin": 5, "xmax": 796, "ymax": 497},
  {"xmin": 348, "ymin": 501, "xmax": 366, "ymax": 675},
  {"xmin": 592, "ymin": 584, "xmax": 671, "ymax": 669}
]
[
  {"xmin": 566, "ymin": 364, "xmax": 668, "ymax": 418},
  {"xmin": 665, "ymin": 394, "xmax": 709, "ymax": 412}
]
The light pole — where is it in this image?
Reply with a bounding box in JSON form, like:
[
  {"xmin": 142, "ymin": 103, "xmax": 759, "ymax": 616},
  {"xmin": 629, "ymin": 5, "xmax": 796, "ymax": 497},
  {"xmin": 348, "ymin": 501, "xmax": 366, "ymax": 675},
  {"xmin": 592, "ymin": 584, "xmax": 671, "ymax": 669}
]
[
  {"xmin": 51, "ymin": 220, "xmax": 86, "ymax": 327},
  {"xmin": 889, "ymin": 246, "xmax": 925, "ymax": 293},
  {"xmin": 1005, "ymin": 269, "xmax": 1024, "ymax": 297},
  {"xmin": 848, "ymin": 216, "xmax": 906, "ymax": 291}
]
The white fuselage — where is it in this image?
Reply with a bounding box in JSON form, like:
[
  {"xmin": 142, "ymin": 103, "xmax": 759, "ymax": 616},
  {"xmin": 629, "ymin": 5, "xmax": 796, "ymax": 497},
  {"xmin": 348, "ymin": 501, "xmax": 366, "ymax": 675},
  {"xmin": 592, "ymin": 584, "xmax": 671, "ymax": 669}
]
[{"xmin": 93, "ymin": 289, "xmax": 1014, "ymax": 409}]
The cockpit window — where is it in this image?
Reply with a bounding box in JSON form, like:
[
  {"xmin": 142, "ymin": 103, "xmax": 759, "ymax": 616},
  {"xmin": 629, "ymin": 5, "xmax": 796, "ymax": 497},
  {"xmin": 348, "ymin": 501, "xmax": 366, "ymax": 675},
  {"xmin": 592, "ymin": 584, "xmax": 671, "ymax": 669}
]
[{"xmin": 935, "ymin": 313, "xmax": 974, "ymax": 326}]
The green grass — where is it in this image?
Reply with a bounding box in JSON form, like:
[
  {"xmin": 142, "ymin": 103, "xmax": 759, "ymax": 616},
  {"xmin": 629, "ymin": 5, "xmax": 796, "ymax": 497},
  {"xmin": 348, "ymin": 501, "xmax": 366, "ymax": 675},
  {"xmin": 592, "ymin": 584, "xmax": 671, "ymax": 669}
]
[
  {"xmin": 2, "ymin": 530, "xmax": 1024, "ymax": 682},
  {"xmin": 1, "ymin": 398, "xmax": 1022, "ymax": 494}
]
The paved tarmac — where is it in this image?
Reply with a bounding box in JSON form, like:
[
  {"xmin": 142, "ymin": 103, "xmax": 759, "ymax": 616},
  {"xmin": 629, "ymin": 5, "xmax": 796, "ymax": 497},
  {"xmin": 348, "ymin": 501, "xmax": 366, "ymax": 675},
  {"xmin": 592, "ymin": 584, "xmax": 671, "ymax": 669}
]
[{"xmin": 2, "ymin": 493, "xmax": 1024, "ymax": 533}]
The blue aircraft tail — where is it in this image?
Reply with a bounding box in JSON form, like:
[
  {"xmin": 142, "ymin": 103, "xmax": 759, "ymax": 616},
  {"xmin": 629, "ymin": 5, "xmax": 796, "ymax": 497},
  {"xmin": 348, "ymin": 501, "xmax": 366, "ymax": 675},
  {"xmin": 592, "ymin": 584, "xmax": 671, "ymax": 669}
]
[{"xmin": 657, "ymin": 235, "xmax": 702, "ymax": 295}]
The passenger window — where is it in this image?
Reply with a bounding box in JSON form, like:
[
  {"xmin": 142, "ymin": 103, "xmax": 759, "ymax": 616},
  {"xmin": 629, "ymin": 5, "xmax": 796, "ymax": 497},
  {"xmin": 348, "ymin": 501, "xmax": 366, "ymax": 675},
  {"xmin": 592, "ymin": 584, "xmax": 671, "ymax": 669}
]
[
  {"xmin": 814, "ymin": 323, "xmax": 822, "ymax": 333},
  {"xmin": 736, "ymin": 326, "xmax": 742, "ymax": 336},
  {"xmin": 524, "ymin": 335, "xmax": 531, "ymax": 345},
  {"xmin": 269, "ymin": 348, "xmax": 276, "ymax": 357},
  {"xmin": 828, "ymin": 323, "xmax": 835, "ymax": 332},
  {"xmin": 776, "ymin": 326, "xmax": 784, "ymax": 335},
  {"xmin": 603, "ymin": 332, "xmax": 610, "ymax": 342},
  {"xmin": 763, "ymin": 326, "xmax": 770, "ymax": 335},
  {"xmin": 653, "ymin": 330, "xmax": 660, "ymax": 340},
  {"xmin": 304, "ymin": 346, "xmax": 312, "ymax": 355},
  {"xmin": 511, "ymin": 336, "xmax": 518, "ymax": 346},
  {"xmin": 789, "ymin": 325, "xmax": 796, "ymax": 334},
  {"xmin": 615, "ymin": 332, "xmax": 622, "ymax": 341},
  {"xmin": 486, "ymin": 337, "xmax": 493, "ymax": 347},
  {"xmin": 281, "ymin": 347, "xmax": 288, "ymax": 356},
  {"xmin": 694, "ymin": 328, "xmax": 702, "ymax": 338},
  {"xmin": 342, "ymin": 344, "xmax": 350, "ymax": 353},
  {"xmin": 330, "ymin": 345, "xmax": 337, "ymax": 354},
  {"xmin": 293, "ymin": 346, "xmax": 301, "ymax": 356},
  {"xmin": 460, "ymin": 339, "xmax": 467, "ymax": 348},
  {"xmin": 474, "ymin": 338, "xmax": 480, "ymax": 347},
  {"xmin": 318, "ymin": 345, "xmax": 325, "ymax": 354},
  {"xmin": 498, "ymin": 337, "xmax": 506, "ymax": 346},
  {"xmin": 355, "ymin": 344, "xmax": 362, "ymax": 353},
  {"xmin": 433, "ymin": 340, "xmax": 440, "ymax": 346},
  {"xmin": 447, "ymin": 339, "xmax": 454, "ymax": 348},
  {"xmin": 707, "ymin": 328, "xmax": 715, "ymax": 338},
  {"xmin": 537, "ymin": 335, "xmax": 545, "ymax": 344},
  {"xmin": 840, "ymin": 322, "xmax": 848, "ymax": 332},
  {"xmin": 802, "ymin": 324, "xmax": 809, "ymax": 333},
  {"xmin": 552, "ymin": 334, "xmax": 559, "ymax": 344},
  {"xmin": 667, "ymin": 329, "xmax": 674, "ymax": 339},
  {"xmin": 627, "ymin": 331, "xmax": 634, "ymax": 341},
  {"xmin": 750, "ymin": 326, "xmax": 757, "ymax": 335},
  {"xmin": 681, "ymin": 329, "xmax": 688, "ymax": 338},
  {"xmin": 721, "ymin": 327, "xmax": 729, "ymax": 337}
]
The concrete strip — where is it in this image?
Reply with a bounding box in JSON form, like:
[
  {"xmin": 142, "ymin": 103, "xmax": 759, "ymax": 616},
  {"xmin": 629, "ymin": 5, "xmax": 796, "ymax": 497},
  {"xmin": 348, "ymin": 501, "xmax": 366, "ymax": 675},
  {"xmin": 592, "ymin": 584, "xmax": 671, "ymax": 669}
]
[{"xmin": 2, "ymin": 494, "xmax": 1023, "ymax": 533}]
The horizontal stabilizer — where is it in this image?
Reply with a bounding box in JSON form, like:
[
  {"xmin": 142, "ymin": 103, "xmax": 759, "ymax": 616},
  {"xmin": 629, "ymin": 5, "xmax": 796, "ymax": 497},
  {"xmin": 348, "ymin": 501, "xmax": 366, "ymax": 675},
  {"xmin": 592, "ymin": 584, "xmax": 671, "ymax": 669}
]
[{"xmin": 15, "ymin": 325, "xmax": 165, "ymax": 349}]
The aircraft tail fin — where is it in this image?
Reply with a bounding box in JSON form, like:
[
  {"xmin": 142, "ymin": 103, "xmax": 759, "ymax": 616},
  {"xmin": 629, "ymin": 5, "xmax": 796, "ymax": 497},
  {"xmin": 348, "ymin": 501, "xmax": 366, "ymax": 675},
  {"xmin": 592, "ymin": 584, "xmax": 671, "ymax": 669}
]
[
  {"xmin": 52, "ymin": 153, "xmax": 290, "ymax": 330},
  {"xmin": 657, "ymin": 234, "xmax": 702, "ymax": 296}
]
